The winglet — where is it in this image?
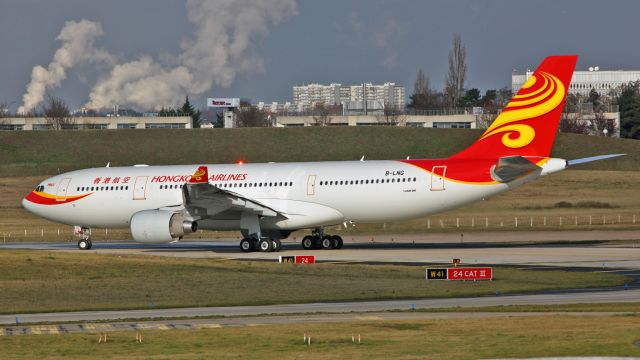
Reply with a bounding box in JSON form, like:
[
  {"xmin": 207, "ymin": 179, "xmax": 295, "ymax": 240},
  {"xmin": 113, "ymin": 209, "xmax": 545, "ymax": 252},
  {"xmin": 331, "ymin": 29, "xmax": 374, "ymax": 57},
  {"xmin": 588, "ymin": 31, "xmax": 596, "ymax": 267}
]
[{"xmin": 189, "ymin": 166, "xmax": 209, "ymax": 184}]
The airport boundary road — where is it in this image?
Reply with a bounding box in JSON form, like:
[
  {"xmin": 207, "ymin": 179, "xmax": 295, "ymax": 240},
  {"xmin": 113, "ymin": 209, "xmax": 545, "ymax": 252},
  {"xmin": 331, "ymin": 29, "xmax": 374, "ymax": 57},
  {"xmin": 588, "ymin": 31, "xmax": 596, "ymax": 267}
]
[{"xmin": 2, "ymin": 289, "xmax": 639, "ymax": 325}]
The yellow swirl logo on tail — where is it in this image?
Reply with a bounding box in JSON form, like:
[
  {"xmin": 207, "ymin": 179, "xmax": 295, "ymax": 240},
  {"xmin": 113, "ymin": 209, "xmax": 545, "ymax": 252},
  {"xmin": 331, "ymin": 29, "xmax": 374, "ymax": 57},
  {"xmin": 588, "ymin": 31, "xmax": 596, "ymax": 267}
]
[
  {"xmin": 481, "ymin": 71, "xmax": 565, "ymax": 148},
  {"xmin": 193, "ymin": 168, "xmax": 206, "ymax": 181}
]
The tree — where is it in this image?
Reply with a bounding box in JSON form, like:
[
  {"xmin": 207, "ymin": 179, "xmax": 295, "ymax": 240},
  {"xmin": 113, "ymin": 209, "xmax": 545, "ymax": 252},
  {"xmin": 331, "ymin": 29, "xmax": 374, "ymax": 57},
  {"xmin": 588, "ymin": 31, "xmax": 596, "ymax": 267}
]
[
  {"xmin": 42, "ymin": 95, "xmax": 75, "ymax": 130},
  {"xmin": 560, "ymin": 93, "xmax": 589, "ymax": 135},
  {"xmin": 311, "ymin": 103, "xmax": 332, "ymax": 126},
  {"xmin": 592, "ymin": 112, "xmax": 617, "ymax": 136},
  {"xmin": 408, "ymin": 69, "xmax": 429, "ymax": 110},
  {"xmin": 408, "ymin": 69, "xmax": 445, "ymax": 111},
  {"xmin": 377, "ymin": 103, "xmax": 405, "ymax": 125},
  {"xmin": 616, "ymin": 82, "xmax": 640, "ymax": 139},
  {"xmin": 0, "ymin": 103, "xmax": 8, "ymax": 127},
  {"xmin": 458, "ymin": 88, "xmax": 481, "ymax": 108},
  {"xmin": 234, "ymin": 104, "xmax": 269, "ymax": 127},
  {"xmin": 444, "ymin": 33, "xmax": 466, "ymax": 109},
  {"xmin": 215, "ymin": 112, "xmax": 224, "ymax": 128},
  {"xmin": 181, "ymin": 96, "xmax": 202, "ymax": 128}
]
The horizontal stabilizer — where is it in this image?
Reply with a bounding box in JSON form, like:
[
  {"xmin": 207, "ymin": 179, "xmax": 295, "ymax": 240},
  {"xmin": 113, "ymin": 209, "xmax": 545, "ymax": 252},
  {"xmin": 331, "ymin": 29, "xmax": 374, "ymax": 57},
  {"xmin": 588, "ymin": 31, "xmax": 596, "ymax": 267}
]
[{"xmin": 567, "ymin": 154, "xmax": 626, "ymax": 167}]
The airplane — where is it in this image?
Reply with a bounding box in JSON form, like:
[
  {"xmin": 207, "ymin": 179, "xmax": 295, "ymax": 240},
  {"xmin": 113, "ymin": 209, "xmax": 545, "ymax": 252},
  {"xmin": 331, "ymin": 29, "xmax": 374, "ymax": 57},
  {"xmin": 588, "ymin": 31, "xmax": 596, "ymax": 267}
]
[{"xmin": 23, "ymin": 55, "xmax": 624, "ymax": 252}]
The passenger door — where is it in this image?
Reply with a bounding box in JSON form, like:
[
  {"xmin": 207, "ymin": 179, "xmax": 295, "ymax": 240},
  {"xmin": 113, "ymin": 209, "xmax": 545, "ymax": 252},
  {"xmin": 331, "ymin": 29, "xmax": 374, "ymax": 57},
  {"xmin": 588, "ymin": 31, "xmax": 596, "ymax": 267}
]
[
  {"xmin": 306, "ymin": 175, "xmax": 317, "ymax": 196},
  {"xmin": 430, "ymin": 166, "xmax": 446, "ymax": 191},
  {"xmin": 55, "ymin": 178, "xmax": 71, "ymax": 201},
  {"xmin": 133, "ymin": 176, "xmax": 148, "ymax": 200}
]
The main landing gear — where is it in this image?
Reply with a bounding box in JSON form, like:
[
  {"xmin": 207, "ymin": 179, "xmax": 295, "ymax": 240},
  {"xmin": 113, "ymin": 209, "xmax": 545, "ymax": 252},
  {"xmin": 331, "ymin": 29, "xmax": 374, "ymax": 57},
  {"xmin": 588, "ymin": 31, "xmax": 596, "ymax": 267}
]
[
  {"xmin": 74, "ymin": 226, "xmax": 92, "ymax": 250},
  {"xmin": 239, "ymin": 238, "xmax": 282, "ymax": 253},
  {"xmin": 301, "ymin": 229, "xmax": 343, "ymax": 250}
]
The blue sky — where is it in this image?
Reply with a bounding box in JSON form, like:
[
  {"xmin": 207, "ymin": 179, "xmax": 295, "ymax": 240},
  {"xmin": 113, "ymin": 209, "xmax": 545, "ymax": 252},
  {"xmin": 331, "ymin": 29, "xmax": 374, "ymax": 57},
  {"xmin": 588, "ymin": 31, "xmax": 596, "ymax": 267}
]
[{"xmin": 2, "ymin": 0, "xmax": 639, "ymax": 112}]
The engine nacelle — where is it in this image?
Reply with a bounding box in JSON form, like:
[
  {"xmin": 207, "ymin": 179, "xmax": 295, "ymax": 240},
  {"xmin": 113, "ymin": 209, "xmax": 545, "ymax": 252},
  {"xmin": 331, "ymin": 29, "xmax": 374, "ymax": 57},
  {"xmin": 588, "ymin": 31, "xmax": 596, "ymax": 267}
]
[{"xmin": 130, "ymin": 210, "xmax": 197, "ymax": 243}]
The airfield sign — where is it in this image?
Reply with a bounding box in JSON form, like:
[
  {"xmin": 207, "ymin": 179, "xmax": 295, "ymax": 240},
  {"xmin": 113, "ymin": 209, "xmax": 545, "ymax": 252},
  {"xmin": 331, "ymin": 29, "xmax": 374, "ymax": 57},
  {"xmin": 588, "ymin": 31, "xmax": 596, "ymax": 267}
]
[{"xmin": 426, "ymin": 267, "xmax": 493, "ymax": 281}]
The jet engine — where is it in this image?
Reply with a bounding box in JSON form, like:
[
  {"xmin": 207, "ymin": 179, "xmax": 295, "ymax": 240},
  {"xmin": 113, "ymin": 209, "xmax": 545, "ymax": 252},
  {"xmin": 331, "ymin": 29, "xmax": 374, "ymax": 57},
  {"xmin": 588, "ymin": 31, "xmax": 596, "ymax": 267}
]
[{"xmin": 130, "ymin": 210, "xmax": 197, "ymax": 243}]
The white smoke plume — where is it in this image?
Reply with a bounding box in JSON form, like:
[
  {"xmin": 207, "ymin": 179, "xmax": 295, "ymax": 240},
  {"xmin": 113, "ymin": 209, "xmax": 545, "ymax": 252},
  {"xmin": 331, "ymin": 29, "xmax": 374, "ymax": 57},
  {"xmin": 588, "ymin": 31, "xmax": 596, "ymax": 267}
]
[
  {"xmin": 17, "ymin": 19, "xmax": 115, "ymax": 114},
  {"xmin": 18, "ymin": 0, "xmax": 298, "ymax": 113},
  {"xmin": 85, "ymin": 0, "xmax": 298, "ymax": 111}
]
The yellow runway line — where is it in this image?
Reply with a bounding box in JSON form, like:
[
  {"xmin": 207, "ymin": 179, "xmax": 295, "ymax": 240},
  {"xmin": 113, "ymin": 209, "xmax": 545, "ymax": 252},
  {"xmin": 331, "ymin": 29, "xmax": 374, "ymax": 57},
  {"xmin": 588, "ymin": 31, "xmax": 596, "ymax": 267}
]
[{"xmin": 156, "ymin": 324, "xmax": 170, "ymax": 330}]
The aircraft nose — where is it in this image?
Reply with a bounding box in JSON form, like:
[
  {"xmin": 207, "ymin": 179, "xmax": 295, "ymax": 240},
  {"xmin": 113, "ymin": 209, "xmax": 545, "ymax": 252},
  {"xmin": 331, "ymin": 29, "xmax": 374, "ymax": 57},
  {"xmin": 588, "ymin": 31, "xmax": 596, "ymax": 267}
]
[{"xmin": 22, "ymin": 195, "xmax": 33, "ymax": 212}]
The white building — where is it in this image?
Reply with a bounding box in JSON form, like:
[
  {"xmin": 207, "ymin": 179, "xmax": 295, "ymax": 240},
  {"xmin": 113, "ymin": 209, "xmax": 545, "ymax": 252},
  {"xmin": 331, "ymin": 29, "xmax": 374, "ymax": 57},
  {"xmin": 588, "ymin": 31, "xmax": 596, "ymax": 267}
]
[
  {"xmin": 0, "ymin": 115, "xmax": 192, "ymax": 130},
  {"xmin": 292, "ymin": 82, "xmax": 405, "ymax": 112},
  {"xmin": 513, "ymin": 67, "xmax": 640, "ymax": 97}
]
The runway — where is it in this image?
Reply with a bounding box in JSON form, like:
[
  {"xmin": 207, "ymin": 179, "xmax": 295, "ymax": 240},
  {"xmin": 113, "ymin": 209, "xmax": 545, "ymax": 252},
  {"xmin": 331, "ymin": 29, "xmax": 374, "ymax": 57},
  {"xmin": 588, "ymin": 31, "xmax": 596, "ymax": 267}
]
[{"xmin": 3, "ymin": 230, "xmax": 640, "ymax": 269}]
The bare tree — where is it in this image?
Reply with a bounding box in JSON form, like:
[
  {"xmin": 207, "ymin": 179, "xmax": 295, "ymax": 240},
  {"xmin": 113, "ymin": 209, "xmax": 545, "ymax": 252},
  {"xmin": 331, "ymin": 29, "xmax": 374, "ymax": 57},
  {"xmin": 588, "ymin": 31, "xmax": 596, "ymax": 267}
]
[
  {"xmin": 311, "ymin": 103, "xmax": 332, "ymax": 126},
  {"xmin": 234, "ymin": 105, "xmax": 270, "ymax": 127},
  {"xmin": 42, "ymin": 95, "xmax": 75, "ymax": 130},
  {"xmin": 592, "ymin": 112, "xmax": 617, "ymax": 136},
  {"xmin": 377, "ymin": 103, "xmax": 405, "ymax": 125},
  {"xmin": 476, "ymin": 113, "xmax": 495, "ymax": 129},
  {"xmin": 560, "ymin": 112, "xmax": 590, "ymax": 134},
  {"xmin": 0, "ymin": 103, "xmax": 8, "ymax": 125},
  {"xmin": 444, "ymin": 34, "xmax": 466, "ymax": 109},
  {"xmin": 409, "ymin": 69, "xmax": 431, "ymax": 110},
  {"xmin": 0, "ymin": 106, "xmax": 8, "ymax": 129}
]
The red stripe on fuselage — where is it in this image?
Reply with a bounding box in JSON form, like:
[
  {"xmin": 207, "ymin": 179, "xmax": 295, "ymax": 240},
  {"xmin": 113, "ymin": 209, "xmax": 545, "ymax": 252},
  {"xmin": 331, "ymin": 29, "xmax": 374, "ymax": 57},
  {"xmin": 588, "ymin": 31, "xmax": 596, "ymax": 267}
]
[{"xmin": 24, "ymin": 192, "xmax": 92, "ymax": 205}]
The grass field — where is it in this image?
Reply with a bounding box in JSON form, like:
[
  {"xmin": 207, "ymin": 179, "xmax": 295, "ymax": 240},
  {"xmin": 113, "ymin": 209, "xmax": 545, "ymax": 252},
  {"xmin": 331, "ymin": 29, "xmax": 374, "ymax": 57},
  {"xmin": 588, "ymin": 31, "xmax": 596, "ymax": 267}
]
[
  {"xmin": 3, "ymin": 169, "xmax": 639, "ymax": 241},
  {"xmin": 0, "ymin": 250, "xmax": 629, "ymax": 314},
  {"xmin": 1, "ymin": 315, "xmax": 639, "ymax": 359},
  {"xmin": 413, "ymin": 302, "xmax": 640, "ymax": 313},
  {"xmin": 1, "ymin": 128, "xmax": 639, "ymax": 178}
]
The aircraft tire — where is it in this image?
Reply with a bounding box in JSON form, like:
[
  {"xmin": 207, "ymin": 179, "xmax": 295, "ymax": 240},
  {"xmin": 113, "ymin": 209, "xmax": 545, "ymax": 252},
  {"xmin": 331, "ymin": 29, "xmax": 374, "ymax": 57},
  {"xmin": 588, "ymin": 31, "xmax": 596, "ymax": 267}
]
[
  {"xmin": 271, "ymin": 239, "xmax": 282, "ymax": 252},
  {"xmin": 320, "ymin": 235, "xmax": 334, "ymax": 250},
  {"xmin": 240, "ymin": 238, "xmax": 253, "ymax": 252},
  {"xmin": 78, "ymin": 239, "xmax": 90, "ymax": 250},
  {"xmin": 331, "ymin": 235, "xmax": 343, "ymax": 249},
  {"xmin": 301, "ymin": 236, "xmax": 314, "ymax": 250},
  {"xmin": 258, "ymin": 239, "xmax": 273, "ymax": 252}
]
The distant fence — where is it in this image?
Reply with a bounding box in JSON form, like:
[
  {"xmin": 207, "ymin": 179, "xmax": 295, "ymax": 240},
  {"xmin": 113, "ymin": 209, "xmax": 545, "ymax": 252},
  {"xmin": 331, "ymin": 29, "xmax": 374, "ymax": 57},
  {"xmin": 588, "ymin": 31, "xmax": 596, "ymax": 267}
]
[{"xmin": 3, "ymin": 213, "xmax": 639, "ymax": 243}]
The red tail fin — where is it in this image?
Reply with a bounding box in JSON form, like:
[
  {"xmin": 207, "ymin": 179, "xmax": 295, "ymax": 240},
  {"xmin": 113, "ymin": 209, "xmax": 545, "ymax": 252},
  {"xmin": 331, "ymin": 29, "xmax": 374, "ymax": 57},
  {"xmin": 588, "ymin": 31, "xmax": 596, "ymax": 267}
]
[{"xmin": 451, "ymin": 55, "xmax": 577, "ymax": 159}]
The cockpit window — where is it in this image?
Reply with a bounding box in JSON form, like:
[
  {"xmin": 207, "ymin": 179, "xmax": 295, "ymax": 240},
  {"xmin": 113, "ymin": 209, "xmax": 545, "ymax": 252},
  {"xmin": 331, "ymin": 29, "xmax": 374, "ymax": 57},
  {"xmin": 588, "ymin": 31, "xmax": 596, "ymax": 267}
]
[{"xmin": 34, "ymin": 185, "xmax": 44, "ymax": 192}]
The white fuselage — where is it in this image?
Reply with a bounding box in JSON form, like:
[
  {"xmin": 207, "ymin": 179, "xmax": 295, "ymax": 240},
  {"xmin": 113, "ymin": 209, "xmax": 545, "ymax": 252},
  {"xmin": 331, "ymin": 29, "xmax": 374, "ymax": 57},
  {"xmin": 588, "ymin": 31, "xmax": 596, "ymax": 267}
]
[{"xmin": 22, "ymin": 159, "xmax": 566, "ymax": 232}]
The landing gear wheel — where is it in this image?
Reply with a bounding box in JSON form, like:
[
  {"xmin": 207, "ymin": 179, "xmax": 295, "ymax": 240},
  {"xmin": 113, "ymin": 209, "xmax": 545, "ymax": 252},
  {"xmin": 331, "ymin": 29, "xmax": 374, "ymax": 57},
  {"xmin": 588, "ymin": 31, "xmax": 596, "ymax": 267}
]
[
  {"xmin": 271, "ymin": 239, "xmax": 282, "ymax": 252},
  {"xmin": 258, "ymin": 239, "xmax": 273, "ymax": 252},
  {"xmin": 301, "ymin": 235, "xmax": 314, "ymax": 250},
  {"xmin": 321, "ymin": 235, "xmax": 334, "ymax": 250},
  {"xmin": 78, "ymin": 239, "xmax": 91, "ymax": 250},
  {"xmin": 331, "ymin": 235, "xmax": 343, "ymax": 249},
  {"xmin": 240, "ymin": 238, "xmax": 253, "ymax": 252}
]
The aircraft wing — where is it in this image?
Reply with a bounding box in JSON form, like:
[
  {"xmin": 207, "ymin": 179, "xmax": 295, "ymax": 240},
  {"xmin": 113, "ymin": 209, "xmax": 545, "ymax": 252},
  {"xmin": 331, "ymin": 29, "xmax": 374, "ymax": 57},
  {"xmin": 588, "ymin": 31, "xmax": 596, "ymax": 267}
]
[{"xmin": 182, "ymin": 166, "xmax": 284, "ymax": 219}]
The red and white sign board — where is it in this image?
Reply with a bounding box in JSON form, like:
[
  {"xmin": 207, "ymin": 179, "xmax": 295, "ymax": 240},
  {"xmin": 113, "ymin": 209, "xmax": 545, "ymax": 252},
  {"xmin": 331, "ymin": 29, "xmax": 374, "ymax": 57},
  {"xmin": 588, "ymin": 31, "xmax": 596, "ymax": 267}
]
[
  {"xmin": 279, "ymin": 255, "xmax": 315, "ymax": 264},
  {"xmin": 447, "ymin": 267, "xmax": 493, "ymax": 280}
]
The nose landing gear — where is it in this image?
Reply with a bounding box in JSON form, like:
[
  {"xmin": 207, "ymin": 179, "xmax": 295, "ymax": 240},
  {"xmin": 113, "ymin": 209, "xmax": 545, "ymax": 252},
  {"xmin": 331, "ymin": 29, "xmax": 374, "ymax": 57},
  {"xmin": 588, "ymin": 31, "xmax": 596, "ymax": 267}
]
[{"xmin": 74, "ymin": 226, "xmax": 92, "ymax": 250}]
